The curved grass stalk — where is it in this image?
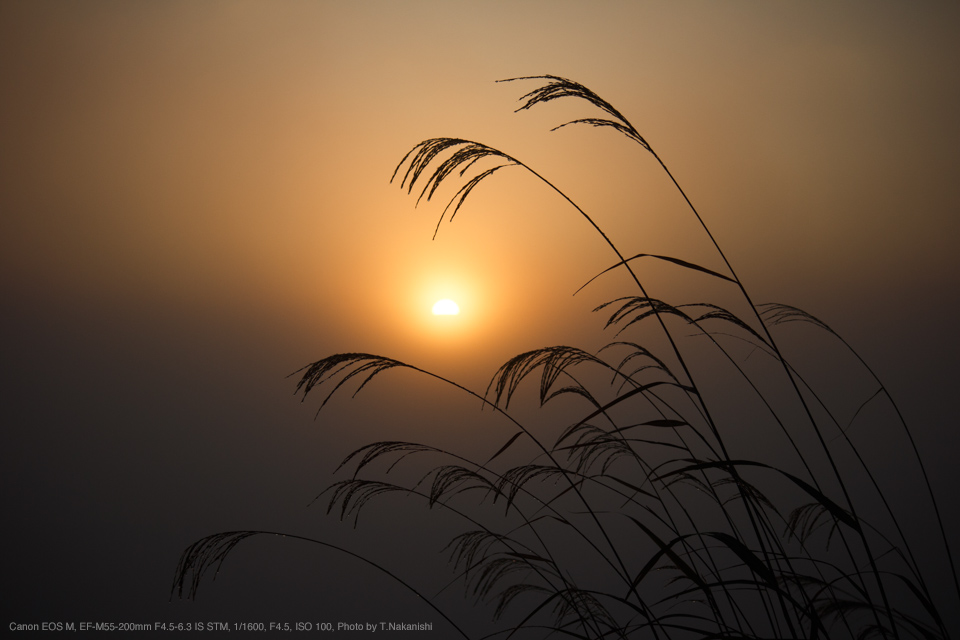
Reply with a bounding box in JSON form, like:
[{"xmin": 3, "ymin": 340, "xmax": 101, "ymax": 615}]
[
  {"xmin": 759, "ymin": 303, "xmax": 960, "ymax": 603},
  {"xmin": 171, "ymin": 530, "xmax": 473, "ymax": 640},
  {"xmin": 699, "ymin": 323, "xmax": 949, "ymax": 639},
  {"xmin": 702, "ymin": 312, "xmax": 944, "ymax": 603}
]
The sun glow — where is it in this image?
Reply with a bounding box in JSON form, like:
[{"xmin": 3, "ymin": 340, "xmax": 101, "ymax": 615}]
[{"xmin": 432, "ymin": 299, "xmax": 460, "ymax": 315}]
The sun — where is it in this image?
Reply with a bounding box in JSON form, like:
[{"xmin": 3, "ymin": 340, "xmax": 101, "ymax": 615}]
[{"xmin": 432, "ymin": 299, "xmax": 460, "ymax": 315}]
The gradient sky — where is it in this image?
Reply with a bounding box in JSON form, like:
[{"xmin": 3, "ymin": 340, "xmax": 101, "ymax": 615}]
[{"xmin": 2, "ymin": 1, "xmax": 959, "ymax": 634}]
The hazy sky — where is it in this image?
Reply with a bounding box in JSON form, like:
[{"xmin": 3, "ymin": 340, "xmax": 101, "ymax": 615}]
[{"xmin": 2, "ymin": 1, "xmax": 959, "ymax": 634}]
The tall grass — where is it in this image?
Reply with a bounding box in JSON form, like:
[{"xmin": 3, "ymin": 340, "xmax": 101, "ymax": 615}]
[{"xmin": 174, "ymin": 76, "xmax": 957, "ymax": 640}]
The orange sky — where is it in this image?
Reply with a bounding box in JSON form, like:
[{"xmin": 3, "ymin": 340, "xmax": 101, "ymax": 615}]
[
  {"xmin": 3, "ymin": 1, "xmax": 958, "ymax": 385},
  {"xmin": 2, "ymin": 1, "xmax": 959, "ymax": 629}
]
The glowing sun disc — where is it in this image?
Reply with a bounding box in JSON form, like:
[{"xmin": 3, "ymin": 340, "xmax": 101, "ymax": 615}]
[{"xmin": 432, "ymin": 299, "xmax": 460, "ymax": 315}]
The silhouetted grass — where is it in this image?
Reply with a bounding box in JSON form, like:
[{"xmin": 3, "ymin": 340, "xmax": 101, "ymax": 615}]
[{"xmin": 174, "ymin": 76, "xmax": 957, "ymax": 640}]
